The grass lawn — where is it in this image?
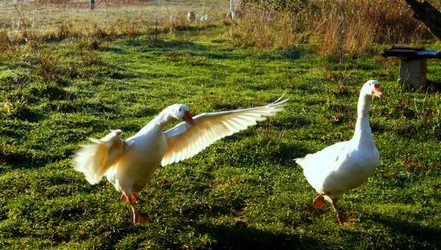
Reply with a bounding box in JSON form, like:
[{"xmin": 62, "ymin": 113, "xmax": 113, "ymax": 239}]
[{"xmin": 0, "ymin": 24, "xmax": 440, "ymax": 249}]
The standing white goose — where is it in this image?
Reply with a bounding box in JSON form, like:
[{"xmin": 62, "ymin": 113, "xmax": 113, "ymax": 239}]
[
  {"xmin": 295, "ymin": 80, "xmax": 383, "ymax": 224},
  {"xmin": 73, "ymin": 97, "xmax": 287, "ymax": 224}
]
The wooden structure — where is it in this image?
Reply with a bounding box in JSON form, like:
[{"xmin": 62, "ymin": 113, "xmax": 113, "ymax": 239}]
[{"xmin": 382, "ymin": 46, "xmax": 441, "ymax": 89}]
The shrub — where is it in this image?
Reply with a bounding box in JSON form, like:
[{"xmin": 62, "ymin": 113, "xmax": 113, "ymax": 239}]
[
  {"xmin": 0, "ymin": 30, "xmax": 12, "ymax": 53},
  {"xmin": 35, "ymin": 52, "xmax": 61, "ymax": 83},
  {"xmin": 1, "ymin": 97, "xmax": 29, "ymax": 117}
]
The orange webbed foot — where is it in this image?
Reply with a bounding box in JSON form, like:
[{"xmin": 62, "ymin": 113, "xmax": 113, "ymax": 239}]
[{"xmin": 129, "ymin": 193, "xmax": 138, "ymax": 203}]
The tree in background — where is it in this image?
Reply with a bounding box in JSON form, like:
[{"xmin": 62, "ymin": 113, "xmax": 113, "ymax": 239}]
[{"xmin": 404, "ymin": 0, "xmax": 441, "ymax": 40}]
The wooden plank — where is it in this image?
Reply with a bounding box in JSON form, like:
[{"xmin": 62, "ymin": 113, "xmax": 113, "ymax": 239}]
[{"xmin": 383, "ymin": 48, "xmax": 441, "ymax": 59}]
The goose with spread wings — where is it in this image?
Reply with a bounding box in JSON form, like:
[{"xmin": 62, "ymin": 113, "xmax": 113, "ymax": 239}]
[{"xmin": 73, "ymin": 97, "xmax": 287, "ymax": 224}]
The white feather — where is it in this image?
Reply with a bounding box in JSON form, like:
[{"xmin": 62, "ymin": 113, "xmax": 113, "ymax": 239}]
[
  {"xmin": 161, "ymin": 98, "xmax": 288, "ymax": 166},
  {"xmin": 72, "ymin": 129, "xmax": 128, "ymax": 184}
]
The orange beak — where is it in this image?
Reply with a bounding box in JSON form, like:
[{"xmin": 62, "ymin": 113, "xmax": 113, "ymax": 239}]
[
  {"xmin": 182, "ymin": 111, "xmax": 195, "ymax": 125},
  {"xmin": 373, "ymin": 85, "xmax": 384, "ymax": 98}
]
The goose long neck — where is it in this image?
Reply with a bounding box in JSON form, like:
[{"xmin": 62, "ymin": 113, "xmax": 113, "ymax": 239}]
[
  {"xmin": 352, "ymin": 93, "xmax": 374, "ymax": 146},
  {"xmin": 137, "ymin": 109, "xmax": 174, "ymax": 135},
  {"xmin": 152, "ymin": 109, "xmax": 175, "ymax": 127}
]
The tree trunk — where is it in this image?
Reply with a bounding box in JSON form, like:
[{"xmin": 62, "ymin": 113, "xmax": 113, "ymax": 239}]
[
  {"xmin": 404, "ymin": 0, "xmax": 441, "ymax": 40},
  {"xmin": 91, "ymin": 0, "xmax": 96, "ymax": 10}
]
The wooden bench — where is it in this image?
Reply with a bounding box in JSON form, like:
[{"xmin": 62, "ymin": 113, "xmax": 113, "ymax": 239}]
[{"xmin": 382, "ymin": 46, "xmax": 441, "ymax": 89}]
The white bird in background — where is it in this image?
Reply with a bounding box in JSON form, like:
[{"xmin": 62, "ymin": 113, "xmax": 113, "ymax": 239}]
[
  {"xmin": 295, "ymin": 80, "xmax": 383, "ymax": 224},
  {"xmin": 187, "ymin": 11, "xmax": 196, "ymax": 22},
  {"xmin": 73, "ymin": 97, "xmax": 287, "ymax": 224},
  {"xmin": 200, "ymin": 14, "xmax": 208, "ymax": 22}
]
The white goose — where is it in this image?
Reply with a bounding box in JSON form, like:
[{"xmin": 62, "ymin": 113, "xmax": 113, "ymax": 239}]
[
  {"xmin": 295, "ymin": 80, "xmax": 383, "ymax": 224},
  {"xmin": 73, "ymin": 97, "xmax": 287, "ymax": 224}
]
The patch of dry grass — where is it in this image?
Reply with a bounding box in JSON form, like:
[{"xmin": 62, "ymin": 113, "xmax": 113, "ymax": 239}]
[
  {"xmin": 231, "ymin": 5, "xmax": 299, "ymax": 49},
  {"xmin": 315, "ymin": 0, "xmax": 429, "ymax": 56},
  {"xmin": 0, "ymin": 0, "xmax": 228, "ymax": 53},
  {"xmin": 233, "ymin": 0, "xmax": 436, "ymax": 55},
  {"xmin": 3, "ymin": 0, "xmax": 436, "ymax": 57}
]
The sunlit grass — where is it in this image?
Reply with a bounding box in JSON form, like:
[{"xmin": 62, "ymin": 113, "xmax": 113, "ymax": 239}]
[{"xmin": 0, "ymin": 2, "xmax": 440, "ymax": 249}]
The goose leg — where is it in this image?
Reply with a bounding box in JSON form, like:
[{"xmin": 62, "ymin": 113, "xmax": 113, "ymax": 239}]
[
  {"xmin": 129, "ymin": 200, "xmax": 150, "ymax": 224},
  {"xmin": 312, "ymin": 194, "xmax": 325, "ymax": 209},
  {"xmin": 331, "ymin": 199, "xmax": 344, "ymax": 225},
  {"xmin": 122, "ymin": 193, "xmax": 150, "ymax": 224}
]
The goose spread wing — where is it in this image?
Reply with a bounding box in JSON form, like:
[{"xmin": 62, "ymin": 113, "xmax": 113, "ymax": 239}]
[{"xmin": 161, "ymin": 98, "xmax": 288, "ymax": 166}]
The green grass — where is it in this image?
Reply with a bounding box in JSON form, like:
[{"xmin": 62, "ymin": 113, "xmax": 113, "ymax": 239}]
[{"xmin": 1, "ymin": 25, "xmax": 440, "ymax": 249}]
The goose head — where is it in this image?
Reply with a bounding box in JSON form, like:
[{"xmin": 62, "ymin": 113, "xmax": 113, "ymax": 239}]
[
  {"xmin": 167, "ymin": 104, "xmax": 195, "ymax": 125},
  {"xmin": 361, "ymin": 80, "xmax": 384, "ymax": 98}
]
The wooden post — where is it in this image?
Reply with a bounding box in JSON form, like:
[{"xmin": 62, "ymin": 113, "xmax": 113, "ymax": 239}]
[
  {"xmin": 91, "ymin": 0, "xmax": 96, "ymax": 10},
  {"xmin": 382, "ymin": 46, "xmax": 440, "ymax": 90},
  {"xmin": 399, "ymin": 58, "xmax": 427, "ymax": 89}
]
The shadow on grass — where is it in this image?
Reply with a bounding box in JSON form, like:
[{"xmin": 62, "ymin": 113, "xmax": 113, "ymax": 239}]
[
  {"xmin": 100, "ymin": 45, "xmax": 125, "ymax": 54},
  {"xmin": 175, "ymin": 202, "xmax": 238, "ymax": 220},
  {"xmin": 137, "ymin": 39, "xmax": 307, "ymax": 63},
  {"xmin": 256, "ymin": 48, "xmax": 308, "ymax": 61},
  {"xmin": 272, "ymin": 116, "xmax": 311, "ymax": 130},
  {"xmin": 0, "ymin": 150, "xmax": 39, "ymax": 168},
  {"xmin": 13, "ymin": 110, "xmax": 46, "ymax": 123},
  {"xmin": 276, "ymin": 142, "xmax": 311, "ymax": 166},
  {"xmin": 108, "ymin": 70, "xmax": 139, "ymax": 80},
  {"xmin": 367, "ymin": 214, "xmax": 441, "ymax": 248},
  {"xmin": 426, "ymin": 80, "xmax": 441, "ymax": 92},
  {"xmin": 279, "ymin": 49, "xmax": 306, "ymax": 60},
  {"xmin": 48, "ymin": 101, "xmax": 116, "ymax": 114},
  {"xmin": 153, "ymin": 40, "xmax": 244, "ymax": 60},
  {"xmin": 194, "ymin": 223, "xmax": 323, "ymax": 250}
]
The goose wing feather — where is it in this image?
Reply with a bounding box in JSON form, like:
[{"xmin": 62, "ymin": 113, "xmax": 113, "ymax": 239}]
[
  {"xmin": 73, "ymin": 129, "xmax": 129, "ymax": 184},
  {"xmin": 161, "ymin": 98, "xmax": 288, "ymax": 166}
]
